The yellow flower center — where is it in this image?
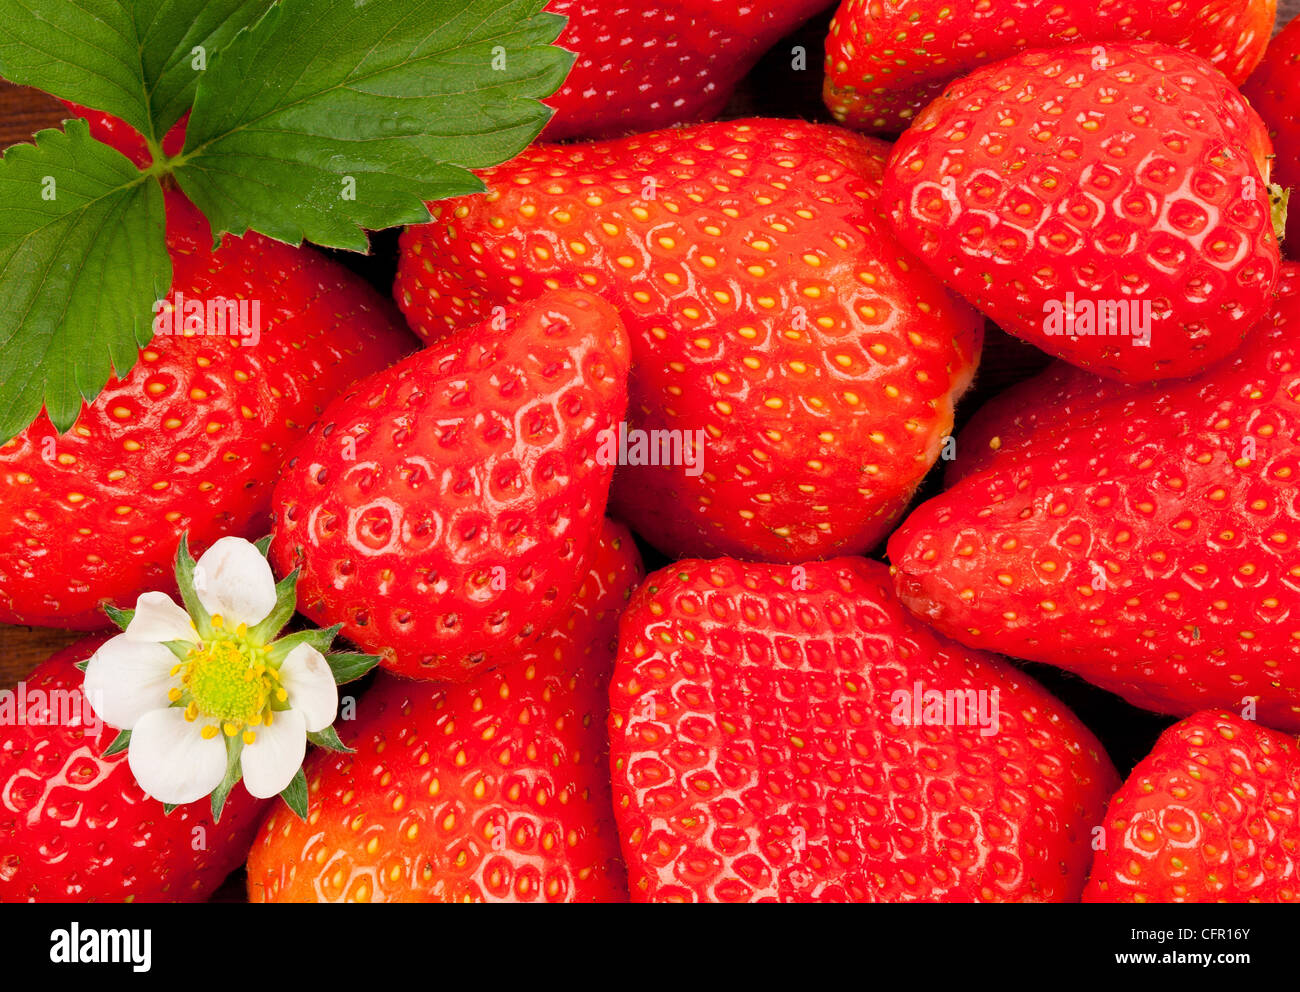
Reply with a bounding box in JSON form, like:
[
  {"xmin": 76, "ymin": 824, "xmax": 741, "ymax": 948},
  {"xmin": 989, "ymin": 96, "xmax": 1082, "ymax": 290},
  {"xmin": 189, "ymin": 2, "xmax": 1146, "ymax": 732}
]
[{"xmin": 169, "ymin": 616, "xmax": 286, "ymax": 744}]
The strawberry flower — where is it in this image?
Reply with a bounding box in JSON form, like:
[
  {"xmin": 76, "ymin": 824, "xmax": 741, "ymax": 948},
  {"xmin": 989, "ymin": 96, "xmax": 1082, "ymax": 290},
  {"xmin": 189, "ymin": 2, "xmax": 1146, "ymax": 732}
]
[{"xmin": 80, "ymin": 535, "xmax": 376, "ymax": 819}]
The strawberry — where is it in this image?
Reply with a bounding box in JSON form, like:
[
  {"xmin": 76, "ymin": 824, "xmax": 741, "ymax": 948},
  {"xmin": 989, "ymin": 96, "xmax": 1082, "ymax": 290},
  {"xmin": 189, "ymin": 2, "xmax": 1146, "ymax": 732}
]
[
  {"xmin": 889, "ymin": 262, "xmax": 1300, "ymax": 730},
  {"xmin": 395, "ymin": 118, "xmax": 983, "ymax": 562},
  {"xmin": 1242, "ymin": 14, "xmax": 1300, "ymax": 258},
  {"xmin": 608, "ymin": 556, "xmax": 1118, "ymax": 902},
  {"xmin": 1084, "ymin": 710, "xmax": 1299, "ymax": 902},
  {"xmin": 0, "ymin": 635, "xmax": 265, "ymax": 902},
  {"xmin": 945, "ymin": 359, "xmax": 1130, "ymax": 486},
  {"xmin": 270, "ymin": 289, "xmax": 630, "ymax": 682},
  {"xmin": 0, "ymin": 190, "xmax": 413, "ymax": 629},
  {"xmin": 825, "ymin": 0, "xmax": 1277, "ymax": 135},
  {"xmin": 883, "ymin": 43, "xmax": 1281, "ymax": 382},
  {"xmin": 541, "ymin": 0, "xmax": 832, "ymax": 141},
  {"xmin": 247, "ymin": 517, "xmax": 641, "ymax": 902}
]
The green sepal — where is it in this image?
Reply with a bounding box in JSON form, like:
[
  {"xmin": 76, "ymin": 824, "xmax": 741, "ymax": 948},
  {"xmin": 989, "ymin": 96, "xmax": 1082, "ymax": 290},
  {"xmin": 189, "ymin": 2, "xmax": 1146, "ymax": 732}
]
[
  {"xmin": 323, "ymin": 651, "xmax": 381, "ymax": 685},
  {"xmin": 210, "ymin": 733, "xmax": 245, "ymax": 824},
  {"xmin": 162, "ymin": 803, "xmax": 179, "ymax": 815},
  {"xmin": 268, "ymin": 624, "xmax": 343, "ymax": 664},
  {"xmin": 174, "ymin": 534, "xmax": 214, "ymax": 638},
  {"xmin": 103, "ymin": 603, "xmax": 134, "ymax": 633},
  {"xmin": 162, "ymin": 640, "xmax": 193, "ymax": 663},
  {"xmin": 307, "ymin": 726, "xmax": 353, "ymax": 754},
  {"xmin": 102, "ymin": 728, "xmax": 132, "ymax": 757},
  {"xmin": 74, "ymin": 659, "xmax": 89, "ymax": 673},
  {"xmin": 247, "ymin": 568, "xmax": 299, "ymax": 646},
  {"xmin": 279, "ymin": 767, "xmax": 309, "ymax": 821},
  {"xmin": 254, "ymin": 535, "xmax": 273, "ymax": 556}
]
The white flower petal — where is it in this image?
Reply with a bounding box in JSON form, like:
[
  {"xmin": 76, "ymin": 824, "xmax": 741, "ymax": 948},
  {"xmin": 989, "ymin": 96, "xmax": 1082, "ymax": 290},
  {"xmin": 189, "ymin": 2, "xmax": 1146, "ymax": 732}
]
[
  {"xmin": 278, "ymin": 644, "xmax": 338, "ymax": 733},
  {"xmin": 125, "ymin": 591, "xmax": 199, "ymax": 645},
  {"xmin": 127, "ymin": 708, "xmax": 227, "ymax": 806},
  {"xmin": 241, "ymin": 708, "xmax": 307, "ymax": 799},
  {"xmin": 83, "ymin": 635, "xmax": 180, "ymax": 730},
  {"xmin": 194, "ymin": 537, "xmax": 277, "ymax": 627}
]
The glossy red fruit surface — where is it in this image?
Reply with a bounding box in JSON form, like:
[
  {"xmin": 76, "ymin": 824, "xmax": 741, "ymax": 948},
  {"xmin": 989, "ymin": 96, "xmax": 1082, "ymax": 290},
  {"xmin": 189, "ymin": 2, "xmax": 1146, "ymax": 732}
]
[
  {"xmin": 890, "ymin": 264, "xmax": 1300, "ymax": 730},
  {"xmin": 248, "ymin": 518, "xmax": 641, "ymax": 902},
  {"xmin": 1242, "ymin": 14, "xmax": 1300, "ymax": 257},
  {"xmin": 609, "ymin": 557, "xmax": 1118, "ymax": 902},
  {"xmin": 825, "ymin": 0, "xmax": 1277, "ymax": 134},
  {"xmin": 884, "ymin": 43, "xmax": 1280, "ymax": 381},
  {"xmin": 396, "ymin": 118, "xmax": 982, "ymax": 562},
  {"xmin": 542, "ymin": 0, "xmax": 832, "ymax": 140},
  {"xmin": 271, "ymin": 289, "xmax": 630, "ymax": 681},
  {"xmin": 1084, "ymin": 710, "xmax": 1300, "ymax": 903}
]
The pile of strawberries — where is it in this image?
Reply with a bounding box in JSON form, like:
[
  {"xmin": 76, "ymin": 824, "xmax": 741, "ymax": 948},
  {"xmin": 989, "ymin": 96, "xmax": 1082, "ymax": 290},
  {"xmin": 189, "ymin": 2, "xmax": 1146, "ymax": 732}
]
[{"xmin": 3, "ymin": 0, "xmax": 1300, "ymax": 903}]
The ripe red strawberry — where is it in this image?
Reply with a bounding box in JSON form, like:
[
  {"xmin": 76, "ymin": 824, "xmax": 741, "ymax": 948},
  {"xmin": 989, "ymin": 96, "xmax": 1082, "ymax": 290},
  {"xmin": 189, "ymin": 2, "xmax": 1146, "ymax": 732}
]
[
  {"xmin": 883, "ymin": 43, "xmax": 1281, "ymax": 381},
  {"xmin": 889, "ymin": 263, "xmax": 1300, "ymax": 730},
  {"xmin": 0, "ymin": 635, "xmax": 265, "ymax": 902},
  {"xmin": 0, "ymin": 190, "xmax": 413, "ymax": 629},
  {"xmin": 825, "ymin": 0, "xmax": 1277, "ymax": 135},
  {"xmin": 271, "ymin": 289, "xmax": 630, "ymax": 682},
  {"xmin": 396, "ymin": 119, "xmax": 982, "ymax": 562},
  {"xmin": 541, "ymin": 0, "xmax": 832, "ymax": 141},
  {"xmin": 1242, "ymin": 14, "xmax": 1300, "ymax": 258},
  {"xmin": 1084, "ymin": 710, "xmax": 1299, "ymax": 902},
  {"xmin": 945, "ymin": 359, "xmax": 1131, "ymax": 486},
  {"xmin": 247, "ymin": 517, "xmax": 641, "ymax": 902},
  {"xmin": 609, "ymin": 556, "xmax": 1118, "ymax": 902}
]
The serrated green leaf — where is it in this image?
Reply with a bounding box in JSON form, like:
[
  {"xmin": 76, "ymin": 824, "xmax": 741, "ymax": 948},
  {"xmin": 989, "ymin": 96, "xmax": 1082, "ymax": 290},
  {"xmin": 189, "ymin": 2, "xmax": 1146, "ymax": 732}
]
[
  {"xmin": 0, "ymin": 0, "xmax": 273, "ymax": 148},
  {"xmin": 173, "ymin": 0, "xmax": 572, "ymax": 250},
  {"xmin": 307, "ymin": 726, "xmax": 352, "ymax": 753},
  {"xmin": 104, "ymin": 602, "xmax": 135, "ymax": 632},
  {"xmin": 279, "ymin": 766, "xmax": 308, "ymax": 820},
  {"xmin": 102, "ymin": 728, "xmax": 132, "ymax": 756},
  {"xmin": 323, "ymin": 651, "xmax": 381, "ymax": 685},
  {"xmin": 0, "ymin": 118, "xmax": 170, "ymax": 441}
]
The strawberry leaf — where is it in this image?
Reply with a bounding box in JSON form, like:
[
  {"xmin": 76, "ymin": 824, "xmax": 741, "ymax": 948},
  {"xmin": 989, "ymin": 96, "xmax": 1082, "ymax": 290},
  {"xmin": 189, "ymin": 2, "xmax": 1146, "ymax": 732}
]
[
  {"xmin": 0, "ymin": 0, "xmax": 271, "ymax": 148},
  {"xmin": 172, "ymin": 0, "xmax": 571, "ymax": 251},
  {"xmin": 0, "ymin": 119, "xmax": 170, "ymax": 440}
]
